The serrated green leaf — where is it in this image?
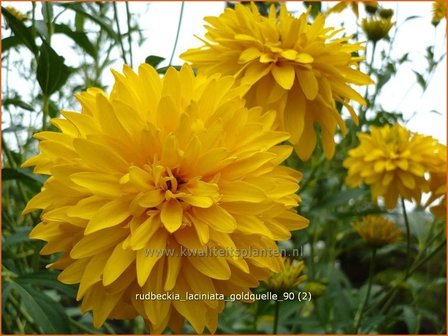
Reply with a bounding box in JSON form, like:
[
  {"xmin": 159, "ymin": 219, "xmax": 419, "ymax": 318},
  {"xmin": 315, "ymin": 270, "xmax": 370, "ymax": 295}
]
[
  {"xmin": 36, "ymin": 41, "xmax": 71, "ymax": 95},
  {"xmin": 1, "ymin": 6, "xmax": 38, "ymax": 55}
]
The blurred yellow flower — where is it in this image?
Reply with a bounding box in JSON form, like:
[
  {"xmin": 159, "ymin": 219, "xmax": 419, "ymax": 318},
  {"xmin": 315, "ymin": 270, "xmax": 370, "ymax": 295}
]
[
  {"xmin": 361, "ymin": 17, "xmax": 394, "ymax": 42},
  {"xmin": 425, "ymin": 143, "xmax": 446, "ymax": 217},
  {"xmin": 4, "ymin": 6, "xmax": 28, "ymax": 21},
  {"xmin": 343, "ymin": 124, "xmax": 442, "ymax": 209},
  {"xmin": 181, "ymin": 4, "xmax": 373, "ymax": 160},
  {"xmin": 265, "ymin": 258, "xmax": 307, "ymax": 293},
  {"xmin": 353, "ymin": 215, "xmax": 402, "ymax": 247},
  {"xmin": 23, "ymin": 64, "xmax": 308, "ymax": 333},
  {"xmin": 432, "ymin": 0, "xmax": 447, "ymax": 26}
]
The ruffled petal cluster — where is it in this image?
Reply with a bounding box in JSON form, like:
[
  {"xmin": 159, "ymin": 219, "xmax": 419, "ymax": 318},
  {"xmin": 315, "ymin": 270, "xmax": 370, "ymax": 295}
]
[
  {"xmin": 425, "ymin": 143, "xmax": 447, "ymax": 217},
  {"xmin": 181, "ymin": 3, "xmax": 373, "ymax": 160},
  {"xmin": 265, "ymin": 258, "xmax": 306, "ymax": 293},
  {"xmin": 23, "ymin": 64, "xmax": 308, "ymax": 333},
  {"xmin": 343, "ymin": 124, "xmax": 443, "ymax": 209}
]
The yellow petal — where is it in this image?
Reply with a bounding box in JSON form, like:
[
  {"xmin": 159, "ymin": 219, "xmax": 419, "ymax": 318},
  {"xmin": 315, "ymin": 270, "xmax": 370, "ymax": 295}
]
[
  {"xmin": 85, "ymin": 199, "xmax": 130, "ymax": 234},
  {"xmin": 73, "ymin": 139, "xmax": 129, "ymax": 173},
  {"xmin": 296, "ymin": 53, "xmax": 314, "ymax": 63},
  {"xmin": 102, "ymin": 244, "xmax": 135, "ymax": 286},
  {"xmin": 70, "ymin": 227, "xmax": 127, "ymax": 258},
  {"xmin": 238, "ymin": 47, "xmax": 262, "ymax": 63},
  {"xmin": 271, "ymin": 64, "xmax": 295, "ymax": 90},
  {"xmin": 192, "ymin": 205, "xmax": 237, "ymax": 233},
  {"xmin": 188, "ymin": 255, "xmax": 231, "ymax": 280},
  {"xmin": 136, "ymin": 229, "xmax": 167, "ymax": 286},
  {"xmin": 296, "ymin": 69, "xmax": 319, "ymax": 100},
  {"xmin": 161, "ymin": 199, "xmax": 183, "ymax": 233}
]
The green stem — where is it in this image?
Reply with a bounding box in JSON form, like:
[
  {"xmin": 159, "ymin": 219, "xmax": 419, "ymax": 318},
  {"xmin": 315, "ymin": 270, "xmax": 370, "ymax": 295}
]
[
  {"xmin": 379, "ymin": 238, "xmax": 446, "ymax": 314},
  {"xmin": 273, "ymin": 299, "xmax": 280, "ymax": 334},
  {"xmin": 358, "ymin": 41, "xmax": 377, "ymax": 127},
  {"xmin": 112, "ymin": 2, "xmax": 128, "ymax": 65},
  {"xmin": 44, "ymin": 2, "xmax": 53, "ymax": 42},
  {"xmin": 125, "ymin": 2, "xmax": 133, "ymax": 68},
  {"xmin": 400, "ymin": 197, "xmax": 412, "ymax": 273},
  {"xmin": 353, "ymin": 248, "xmax": 376, "ymax": 333},
  {"xmin": 42, "ymin": 94, "xmax": 49, "ymax": 131},
  {"xmin": 169, "ymin": 2, "xmax": 185, "ymax": 66}
]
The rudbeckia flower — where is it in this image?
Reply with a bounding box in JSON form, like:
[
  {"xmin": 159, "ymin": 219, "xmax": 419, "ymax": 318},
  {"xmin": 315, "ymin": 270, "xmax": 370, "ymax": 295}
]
[
  {"xmin": 180, "ymin": 4, "xmax": 373, "ymax": 160},
  {"xmin": 23, "ymin": 64, "xmax": 308, "ymax": 333},
  {"xmin": 343, "ymin": 124, "xmax": 442, "ymax": 209},
  {"xmin": 353, "ymin": 215, "xmax": 402, "ymax": 248},
  {"xmin": 425, "ymin": 143, "xmax": 447, "ymax": 218},
  {"xmin": 361, "ymin": 17, "xmax": 394, "ymax": 42},
  {"xmin": 265, "ymin": 258, "xmax": 306, "ymax": 293},
  {"xmin": 432, "ymin": 0, "xmax": 447, "ymax": 26}
]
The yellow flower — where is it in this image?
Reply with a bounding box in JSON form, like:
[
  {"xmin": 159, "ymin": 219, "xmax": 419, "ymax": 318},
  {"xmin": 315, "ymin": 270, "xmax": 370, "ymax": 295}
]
[
  {"xmin": 4, "ymin": 6, "xmax": 28, "ymax": 21},
  {"xmin": 353, "ymin": 215, "xmax": 402, "ymax": 248},
  {"xmin": 432, "ymin": 0, "xmax": 447, "ymax": 26},
  {"xmin": 181, "ymin": 4, "xmax": 373, "ymax": 160},
  {"xmin": 23, "ymin": 64, "xmax": 309, "ymax": 333},
  {"xmin": 343, "ymin": 124, "xmax": 442, "ymax": 209},
  {"xmin": 425, "ymin": 143, "xmax": 446, "ymax": 217},
  {"xmin": 265, "ymin": 258, "xmax": 306, "ymax": 293},
  {"xmin": 361, "ymin": 17, "xmax": 394, "ymax": 42}
]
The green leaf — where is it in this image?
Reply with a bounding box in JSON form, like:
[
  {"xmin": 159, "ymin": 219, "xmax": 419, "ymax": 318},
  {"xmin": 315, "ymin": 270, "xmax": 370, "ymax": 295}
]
[
  {"xmin": 145, "ymin": 55, "xmax": 165, "ymax": 68},
  {"xmin": 2, "ymin": 282, "xmax": 13, "ymax": 315},
  {"xmin": 54, "ymin": 23, "xmax": 97, "ymax": 58},
  {"xmin": 317, "ymin": 188, "xmax": 368, "ymax": 209},
  {"xmin": 16, "ymin": 271, "xmax": 77, "ymax": 298},
  {"xmin": 2, "ymin": 167, "xmax": 45, "ymax": 189},
  {"xmin": 10, "ymin": 282, "xmax": 70, "ymax": 333},
  {"xmin": 1, "ymin": 36, "xmax": 21, "ymax": 52},
  {"xmin": 36, "ymin": 41, "xmax": 71, "ymax": 96},
  {"xmin": 3, "ymin": 97, "xmax": 34, "ymax": 111},
  {"xmin": 75, "ymin": 11, "xmax": 85, "ymax": 32},
  {"xmin": 413, "ymin": 70, "xmax": 426, "ymax": 90},
  {"xmin": 1, "ymin": 6, "xmax": 38, "ymax": 55},
  {"xmin": 304, "ymin": 2, "xmax": 321, "ymax": 18},
  {"xmin": 55, "ymin": 3, "xmax": 119, "ymax": 40},
  {"xmin": 2, "ymin": 227, "xmax": 31, "ymax": 248},
  {"xmin": 402, "ymin": 305, "xmax": 418, "ymax": 333}
]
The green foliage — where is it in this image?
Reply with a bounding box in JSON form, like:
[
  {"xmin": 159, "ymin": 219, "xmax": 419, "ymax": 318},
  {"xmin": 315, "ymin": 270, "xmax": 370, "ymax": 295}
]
[{"xmin": 2, "ymin": 1, "xmax": 446, "ymax": 335}]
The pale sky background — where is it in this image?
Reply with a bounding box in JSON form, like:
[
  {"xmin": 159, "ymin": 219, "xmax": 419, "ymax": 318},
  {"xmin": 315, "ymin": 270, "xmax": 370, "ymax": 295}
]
[{"xmin": 2, "ymin": 1, "xmax": 447, "ymax": 145}]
